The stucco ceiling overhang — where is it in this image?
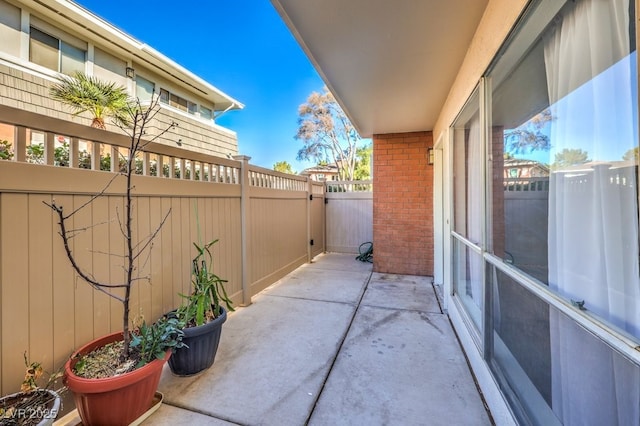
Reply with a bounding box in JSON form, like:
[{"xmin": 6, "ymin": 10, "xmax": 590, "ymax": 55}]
[{"xmin": 271, "ymin": 0, "xmax": 488, "ymax": 137}]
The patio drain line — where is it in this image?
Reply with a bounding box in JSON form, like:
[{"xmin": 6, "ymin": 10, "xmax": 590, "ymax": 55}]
[{"xmin": 303, "ymin": 269, "xmax": 374, "ymax": 425}]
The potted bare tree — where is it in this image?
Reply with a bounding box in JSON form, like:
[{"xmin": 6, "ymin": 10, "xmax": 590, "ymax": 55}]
[{"xmin": 47, "ymin": 72, "xmax": 183, "ymax": 425}]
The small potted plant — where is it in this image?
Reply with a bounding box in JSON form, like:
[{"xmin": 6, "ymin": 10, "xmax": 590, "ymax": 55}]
[
  {"xmin": 0, "ymin": 353, "xmax": 64, "ymax": 426},
  {"xmin": 168, "ymin": 238, "xmax": 235, "ymax": 376},
  {"xmin": 46, "ymin": 72, "xmax": 182, "ymax": 425}
]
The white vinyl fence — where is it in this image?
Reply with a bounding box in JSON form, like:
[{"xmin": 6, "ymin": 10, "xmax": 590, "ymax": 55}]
[{"xmin": 325, "ymin": 180, "xmax": 373, "ymax": 253}]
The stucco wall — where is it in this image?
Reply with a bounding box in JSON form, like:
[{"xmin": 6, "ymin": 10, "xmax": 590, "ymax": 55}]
[{"xmin": 432, "ymin": 0, "xmax": 529, "ymax": 139}]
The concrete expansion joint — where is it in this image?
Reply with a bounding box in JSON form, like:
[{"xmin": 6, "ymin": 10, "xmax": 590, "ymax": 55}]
[
  {"xmin": 303, "ymin": 269, "xmax": 374, "ymax": 425},
  {"xmin": 161, "ymin": 400, "xmax": 245, "ymax": 425},
  {"xmin": 261, "ymin": 293, "xmax": 360, "ymax": 307}
]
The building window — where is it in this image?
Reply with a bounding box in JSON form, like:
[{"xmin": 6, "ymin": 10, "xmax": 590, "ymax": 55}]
[
  {"xmin": 169, "ymin": 93, "xmax": 188, "ymax": 112},
  {"xmin": 29, "ymin": 27, "xmax": 85, "ymax": 74},
  {"xmin": 135, "ymin": 76, "xmax": 155, "ymax": 102},
  {"xmin": 200, "ymin": 106, "xmax": 213, "ymax": 121},
  {"xmin": 451, "ymin": 87, "xmax": 483, "ymax": 335},
  {"xmin": 187, "ymin": 101, "xmax": 197, "ymax": 115},
  {"xmin": 483, "ymin": 0, "xmax": 639, "ymax": 423},
  {"xmin": 160, "ymin": 88, "xmax": 206, "ymax": 118},
  {"xmin": 159, "ymin": 88, "xmax": 169, "ymax": 104}
]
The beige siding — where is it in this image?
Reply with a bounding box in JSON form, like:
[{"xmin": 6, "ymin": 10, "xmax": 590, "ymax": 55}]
[
  {"xmin": 148, "ymin": 106, "xmax": 239, "ymax": 157},
  {"xmin": 0, "ymin": 63, "xmax": 239, "ymax": 155}
]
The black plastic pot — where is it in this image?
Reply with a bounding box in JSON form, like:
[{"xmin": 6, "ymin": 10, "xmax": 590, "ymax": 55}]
[{"xmin": 168, "ymin": 307, "xmax": 227, "ymax": 376}]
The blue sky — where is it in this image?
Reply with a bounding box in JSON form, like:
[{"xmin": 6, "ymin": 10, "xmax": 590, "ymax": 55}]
[{"xmin": 75, "ymin": 0, "xmax": 324, "ymax": 172}]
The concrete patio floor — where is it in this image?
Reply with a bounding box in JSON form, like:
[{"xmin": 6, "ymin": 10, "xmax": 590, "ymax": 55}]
[{"xmin": 144, "ymin": 253, "xmax": 492, "ymax": 426}]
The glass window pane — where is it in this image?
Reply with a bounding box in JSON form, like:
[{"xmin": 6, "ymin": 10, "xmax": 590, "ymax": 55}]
[
  {"xmin": 452, "ymin": 89, "xmax": 482, "ymax": 244},
  {"xmin": 489, "ymin": 0, "xmax": 640, "ymax": 339},
  {"xmin": 159, "ymin": 89, "xmax": 169, "ymax": 103},
  {"xmin": 136, "ymin": 76, "xmax": 155, "ymax": 102},
  {"xmin": 170, "ymin": 93, "xmax": 187, "ymax": 111},
  {"xmin": 187, "ymin": 101, "xmax": 197, "ymax": 115},
  {"xmin": 452, "ymin": 238, "xmax": 483, "ymax": 332},
  {"xmin": 490, "ymin": 266, "xmax": 640, "ymax": 425},
  {"xmin": 0, "ymin": 0, "xmax": 22, "ymax": 57},
  {"xmin": 200, "ymin": 106, "xmax": 213, "ymax": 120},
  {"xmin": 30, "ymin": 27, "xmax": 58, "ymax": 71},
  {"xmin": 60, "ymin": 42, "xmax": 85, "ymax": 75}
]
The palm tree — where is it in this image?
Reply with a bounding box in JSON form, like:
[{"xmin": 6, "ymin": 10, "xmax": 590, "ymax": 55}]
[{"xmin": 49, "ymin": 71, "xmax": 131, "ymax": 129}]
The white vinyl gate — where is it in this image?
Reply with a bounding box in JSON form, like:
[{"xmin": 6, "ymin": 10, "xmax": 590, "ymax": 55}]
[{"xmin": 325, "ymin": 181, "xmax": 373, "ymax": 254}]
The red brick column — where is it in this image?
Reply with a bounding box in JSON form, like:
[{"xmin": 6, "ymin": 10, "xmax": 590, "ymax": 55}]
[{"xmin": 373, "ymin": 131, "xmax": 433, "ymax": 275}]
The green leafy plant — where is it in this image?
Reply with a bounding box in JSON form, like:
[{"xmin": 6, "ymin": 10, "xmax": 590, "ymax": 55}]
[
  {"xmin": 49, "ymin": 71, "xmax": 132, "ymax": 129},
  {"xmin": 130, "ymin": 317, "xmax": 186, "ymax": 368},
  {"xmin": 177, "ymin": 239, "xmax": 235, "ymax": 327},
  {"xmin": 0, "ymin": 140, "xmax": 12, "ymax": 160}
]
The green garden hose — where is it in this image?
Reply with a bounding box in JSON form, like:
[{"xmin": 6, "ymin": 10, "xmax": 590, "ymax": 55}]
[{"xmin": 356, "ymin": 242, "xmax": 373, "ymax": 263}]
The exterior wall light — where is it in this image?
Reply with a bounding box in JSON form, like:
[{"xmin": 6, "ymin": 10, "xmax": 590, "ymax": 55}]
[
  {"xmin": 125, "ymin": 67, "xmax": 135, "ymax": 79},
  {"xmin": 427, "ymin": 147, "xmax": 435, "ymax": 165}
]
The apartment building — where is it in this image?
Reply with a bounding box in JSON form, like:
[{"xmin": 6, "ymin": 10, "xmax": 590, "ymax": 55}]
[{"xmin": 0, "ymin": 0, "xmax": 243, "ymax": 158}]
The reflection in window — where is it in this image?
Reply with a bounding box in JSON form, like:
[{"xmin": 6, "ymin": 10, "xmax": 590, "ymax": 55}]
[
  {"xmin": 453, "ymin": 238, "xmax": 483, "ymax": 333},
  {"xmin": 489, "ymin": 0, "xmax": 639, "ymax": 423},
  {"xmin": 452, "ymin": 90, "xmax": 482, "ymax": 243}
]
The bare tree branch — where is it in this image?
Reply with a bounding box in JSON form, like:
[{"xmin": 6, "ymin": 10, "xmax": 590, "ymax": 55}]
[
  {"xmin": 132, "ymin": 208, "xmax": 171, "ymax": 262},
  {"xmin": 43, "ymin": 201, "xmax": 130, "ymax": 290}
]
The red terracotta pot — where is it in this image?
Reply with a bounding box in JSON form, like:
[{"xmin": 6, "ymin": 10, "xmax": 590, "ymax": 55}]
[{"xmin": 64, "ymin": 331, "xmax": 169, "ymax": 426}]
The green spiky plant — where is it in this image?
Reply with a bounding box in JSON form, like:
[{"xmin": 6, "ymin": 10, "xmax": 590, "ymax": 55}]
[
  {"xmin": 49, "ymin": 71, "xmax": 131, "ymax": 129},
  {"xmin": 176, "ymin": 210, "xmax": 234, "ymax": 327},
  {"xmin": 176, "ymin": 239, "xmax": 235, "ymax": 327}
]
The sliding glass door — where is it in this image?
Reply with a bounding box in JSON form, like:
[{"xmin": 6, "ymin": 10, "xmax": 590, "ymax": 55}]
[{"xmin": 451, "ymin": 0, "xmax": 640, "ymax": 423}]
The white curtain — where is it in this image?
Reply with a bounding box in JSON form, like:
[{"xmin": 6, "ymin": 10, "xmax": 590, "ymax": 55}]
[{"xmin": 545, "ymin": 0, "xmax": 640, "ymax": 424}]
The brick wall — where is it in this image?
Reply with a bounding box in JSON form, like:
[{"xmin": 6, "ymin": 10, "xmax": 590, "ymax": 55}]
[{"xmin": 373, "ymin": 131, "xmax": 433, "ymax": 275}]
